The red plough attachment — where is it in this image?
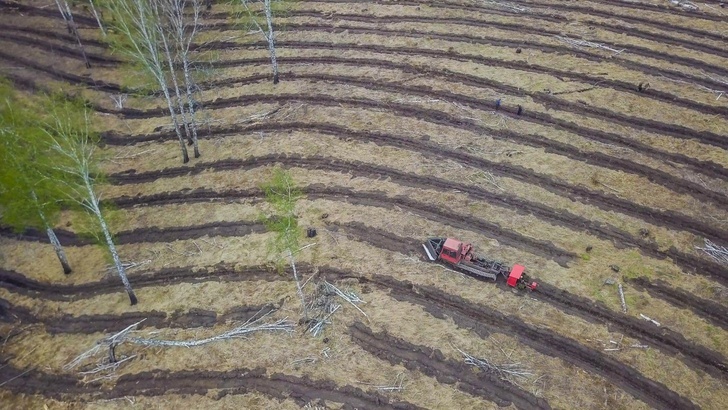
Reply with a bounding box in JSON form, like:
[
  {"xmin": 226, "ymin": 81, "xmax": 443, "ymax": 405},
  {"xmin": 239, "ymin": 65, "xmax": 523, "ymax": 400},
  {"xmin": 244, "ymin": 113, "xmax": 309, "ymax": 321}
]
[{"xmin": 423, "ymin": 237, "xmax": 538, "ymax": 291}]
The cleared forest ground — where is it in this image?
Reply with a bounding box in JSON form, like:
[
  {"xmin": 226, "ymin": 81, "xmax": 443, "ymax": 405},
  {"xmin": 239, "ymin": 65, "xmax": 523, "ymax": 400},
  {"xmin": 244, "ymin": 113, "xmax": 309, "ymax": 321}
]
[{"xmin": 1, "ymin": 0, "xmax": 727, "ymax": 409}]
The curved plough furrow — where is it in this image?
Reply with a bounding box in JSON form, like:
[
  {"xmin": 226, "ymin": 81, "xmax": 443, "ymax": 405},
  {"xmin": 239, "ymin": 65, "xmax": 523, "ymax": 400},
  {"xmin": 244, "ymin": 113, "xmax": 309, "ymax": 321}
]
[
  {"xmin": 0, "ymin": 0, "xmax": 97, "ymax": 26},
  {"xmin": 348, "ymin": 322, "xmax": 552, "ymax": 409},
  {"xmin": 300, "ymin": 0, "xmax": 728, "ymax": 58},
  {"xmin": 2, "ymin": 297, "xmax": 277, "ymax": 335},
  {"xmin": 0, "ymin": 32, "xmax": 117, "ymax": 66},
  {"xmin": 533, "ymin": 282, "xmax": 728, "ymax": 380},
  {"xmin": 209, "ymin": 69, "xmax": 728, "ymax": 180},
  {"xmin": 105, "ymin": 154, "xmax": 726, "ymax": 283},
  {"xmin": 0, "ymin": 50, "xmax": 122, "ymax": 92},
  {"xmin": 339, "ymin": 271, "xmax": 700, "ymax": 410},
  {"xmin": 0, "ymin": 263, "xmax": 285, "ymax": 301},
  {"xmin": 103, "ymin": 122, "xmax": 728, "ymax": 245},
  {"xmin": 0, "ymin": 23, "xmax": 106, "ymax": 48},
  {"xmin": 116, "ymin": 92, "xmax": 728, "ymax": 207},
  {"xmin": 3, "ymin": 224, "xmax": 724, "ymax": 389},
  {"xmin": 203, "ymin": 23, "xmax": 728, "ymax": 92},
  {"xmin": 626, "ymin": 276, "xmax": 728, "ymax": 331},
  {"xmin": 219, "ymin": 11, "xmax": 728, "ymax": 81},
  {"xmin": 109, "ymin": 185, "xmax": 576, "ymax": 266},
  {"xmin": 0, "ymin": 366, "xmax": 423, "ymax": 409}
]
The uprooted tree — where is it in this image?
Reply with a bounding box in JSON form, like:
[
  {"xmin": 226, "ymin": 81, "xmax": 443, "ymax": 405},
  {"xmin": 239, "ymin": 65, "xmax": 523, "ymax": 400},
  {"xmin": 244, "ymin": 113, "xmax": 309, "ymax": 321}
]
[
  {"xmin": 0, "ymin": 80, "xmax": 73, "ymax": 275},
  {"xmin": 41, "ymin": 95, "xmax": 138, "ymax": 305}
]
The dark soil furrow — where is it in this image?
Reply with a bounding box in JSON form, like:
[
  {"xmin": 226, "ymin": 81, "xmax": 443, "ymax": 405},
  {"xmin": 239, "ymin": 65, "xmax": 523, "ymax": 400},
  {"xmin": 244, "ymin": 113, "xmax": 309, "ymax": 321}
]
[
  {"xmin": 348, "ymin": 322, "xmax": 551, "ymax": 409},
  {"xmin": 0, "ymin": 32, "xmax": 117, "ymax": 65},
  {"xmin": 205, "ymin": 23, "xmax": 725, "ymax": 90},
  {"xmin": 208, "ymin": 68, "xmax": 728, "ymax": 180},
  {"xmin": 1, "ymin": 298, "xmax": 278, "ymax": 335},
  {"xmin": 0, "ymin": 0, "xmax": 97, "ymax": 26},
  {"xmin": 300, "ymin": 0, "xmax": 728, "ymax": 58},
  {"xmin": 103, "ymin": 121, "xmax": 728, "ymax": 246},
  {"xmin": 0, "ymin": 366, "xmax": 422, "ymax": 409},
  {"xmin": 0, "ymin": 221, "xmax": 265, "ymax": 247},
  {"xmin": 207, "ymin": 53, "xmax": 728, "ymax": 118},
  {"xmin": 0, "ymin": 50, "xmax": 122, "ymax": 92},
  {"xmin": 0, "ymin": 263, "xmax": 284, "ymax": 301},
  {"xmin": 533, "ymin": 282, "xmax": 728, "ymax": 380},
  {"xmin": 109, "ymin": 186, "xmax": 576, "ymax": 266},
  {"xmin": 353, "ymin": 272, "xmax": 699, "ymax": 410},
  {"xmin": 117, "ymin": 92, "xmax": 728, "ymax": 206},
  {"xmin": 494, "ymin": 0, "xmax": 728, "ymax": 42},
  {"xmin": 0, "ymin": 23, "xmax": 107, "ymax": 48},
  {"xmin": 248, "ymin": 11, "xmax": 728, "ymax": 80},
  {"xmin": 105, "ymin": 154, "xmax": 727, "ymax": 283},
  {"xmin": 627, "ymin": 276, "xmax": 728, "ymax": 330}
]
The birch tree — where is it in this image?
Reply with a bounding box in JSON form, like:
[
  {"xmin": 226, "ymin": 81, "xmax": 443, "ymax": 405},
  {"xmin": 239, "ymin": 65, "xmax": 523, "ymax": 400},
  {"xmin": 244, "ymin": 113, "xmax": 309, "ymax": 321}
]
[
  {"xmin": 87, "ymin": 0, "xmax": 107, "ymax": 38},
  {"xmin": 240, "ymin": 0, "xmax": 279, "ymax": 84},
  {"xmin": 42, "ymin": 97, "xmax": 138, "ymax": 305},
  {"xmin": 160, "ymin": 0, "xmax": 203, "ymax": 158},
  {"xmin": 54, "ymin": 0, "xmax": 91, "ymax": 69},
  {"xmin": 0, "ymin": 82, "xmax": 73, "ymax": 274},
  {"xmin": 103, "ymin": 0, "xmax": 191, "ymax": 163}
]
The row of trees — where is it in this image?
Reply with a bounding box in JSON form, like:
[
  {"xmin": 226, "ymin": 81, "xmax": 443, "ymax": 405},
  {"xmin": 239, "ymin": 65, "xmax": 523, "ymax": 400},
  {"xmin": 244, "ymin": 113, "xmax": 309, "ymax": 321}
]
[
  {"xmin": 0, "ymin": 82, "xmax": 138, "ymax": 304},
  {"xmin": 0, "ymin": 0, "xmax": 284, "ymax": 304},
  {"xmin": 54, "ymin": 0, "xmax": 281, "ymax": 164}
]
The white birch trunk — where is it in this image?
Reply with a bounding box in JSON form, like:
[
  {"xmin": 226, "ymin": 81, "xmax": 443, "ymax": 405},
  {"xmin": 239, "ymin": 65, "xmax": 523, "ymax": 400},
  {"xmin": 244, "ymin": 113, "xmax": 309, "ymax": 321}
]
[
  {"xmin": 88, "ymin": 0, "xmax": 106, "ymax": 37},
  {"xmin": 181, "ymin": 59, "xmax": 200, "ymax": 158},
  {"xmin": 288, "ymin": 249, "xmax": 306, "ymax": 319},
  {"xmin": 263, "ymin": 0, "xmax": 279, "ymax": 84},
  {"xmin": 84, "ymin": 179, "xmax": 138, "ymax": 305},
  {"xmin": 46, "ymin": 226, "xmax": 72, "ymax": 275},
  {"xmin": 55, "ymin": 0, "xmax": 91, "ymax": 68},
  {"xmin": 159, "ymin": 30, "xmax": 193, "ymax": 148}
]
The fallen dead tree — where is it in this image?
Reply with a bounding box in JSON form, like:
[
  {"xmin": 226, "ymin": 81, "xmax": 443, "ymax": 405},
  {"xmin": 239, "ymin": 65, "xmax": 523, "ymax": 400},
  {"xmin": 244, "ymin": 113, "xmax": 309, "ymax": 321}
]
[
  {"xmin": 64, "ymin": 308, "xmax": 293, "ymax": 382},
  {"xmin": 304, "ymin": 280, "xmax": 367, "ymax": 337}
]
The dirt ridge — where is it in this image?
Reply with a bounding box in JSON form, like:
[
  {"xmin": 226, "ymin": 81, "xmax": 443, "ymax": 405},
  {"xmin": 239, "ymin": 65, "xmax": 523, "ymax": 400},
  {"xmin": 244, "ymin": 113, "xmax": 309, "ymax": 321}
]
[
  {"xmin": 114, "ymin": 93, "xmax": 728, "ymax": 207},
  {"xmin": 105, "ymin": 154, "xmax": 727, "ymax": 281},
  {"xmin": 102, "ymin": 122, "xmax": 728, "ymax": 246},
  {"xmin": 349, "ymin": 321, "xmax": 551, "ymax": 409},
  {"xmin": 627, "ymin": 276, "xmax": 728, "ymax": 330},
  {"xmin": 350, "ymin": 272, "xmax": 700, "ymax": 410},
  {"xmin": 0, "ymin": 365, "xmax": 423, "ymax": 409}
]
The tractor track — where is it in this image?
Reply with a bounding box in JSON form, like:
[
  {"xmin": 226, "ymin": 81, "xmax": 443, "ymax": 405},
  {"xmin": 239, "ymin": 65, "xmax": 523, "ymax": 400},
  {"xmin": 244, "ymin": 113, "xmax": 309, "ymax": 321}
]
[
  {"xmin": 108, "ymin": 185, "xmax": 577, "ymax": 266},
  {"xmin": 298, "ymin": 0, "xmax": 728, "ymax": 59},
  {"xmin": 202, "ymin": 68, "xmax": 728, "ymax": 180},
  {"xmin": 331, "ymin": 270, "xmax": 701, "ymax": 410},
  {"xmin": 626, "ymin": 276, "xmax": 728, "ymax": 331},
  {"xmin": 0, "ymin": 366, "xmax": 422, "ymax": 409},
  {"xmin": 1, "ymin": 297, "xmax": 278, "ymax": 335},
  {"xmin": 209, "ymin": 12, "xmax": 728, "ymax": 82},
  {"xmin": 105, "ymin": 154, "xmax": 727, "ymax": 283},
  {"xmin": 348, "ymin": 322, "xmax": 552, "ymax": 409},
  {"xmin": 115, "ymin": 92, "xmax": 728, "ymax": 207},
  {"xmin": 102, "ymin": 121, "xmax": 728, "ymax": 245}
]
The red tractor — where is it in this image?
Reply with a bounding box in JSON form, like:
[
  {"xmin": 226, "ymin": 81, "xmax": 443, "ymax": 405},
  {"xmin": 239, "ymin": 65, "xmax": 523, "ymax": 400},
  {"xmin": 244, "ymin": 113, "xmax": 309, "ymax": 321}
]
[{"xmin": 423, "ymin": 237, "xmax": 538, "ymax": 290}]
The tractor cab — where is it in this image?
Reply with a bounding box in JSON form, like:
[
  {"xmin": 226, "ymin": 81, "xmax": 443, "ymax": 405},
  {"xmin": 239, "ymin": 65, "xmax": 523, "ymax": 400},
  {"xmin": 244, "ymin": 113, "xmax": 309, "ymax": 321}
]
[
  {"xmin": 507, "ymin": 264, "xmax": 538, "ymax": 290},
  {"xmin": 438, "ymin": 238, "xmax": 475, "ymax": 265}
]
